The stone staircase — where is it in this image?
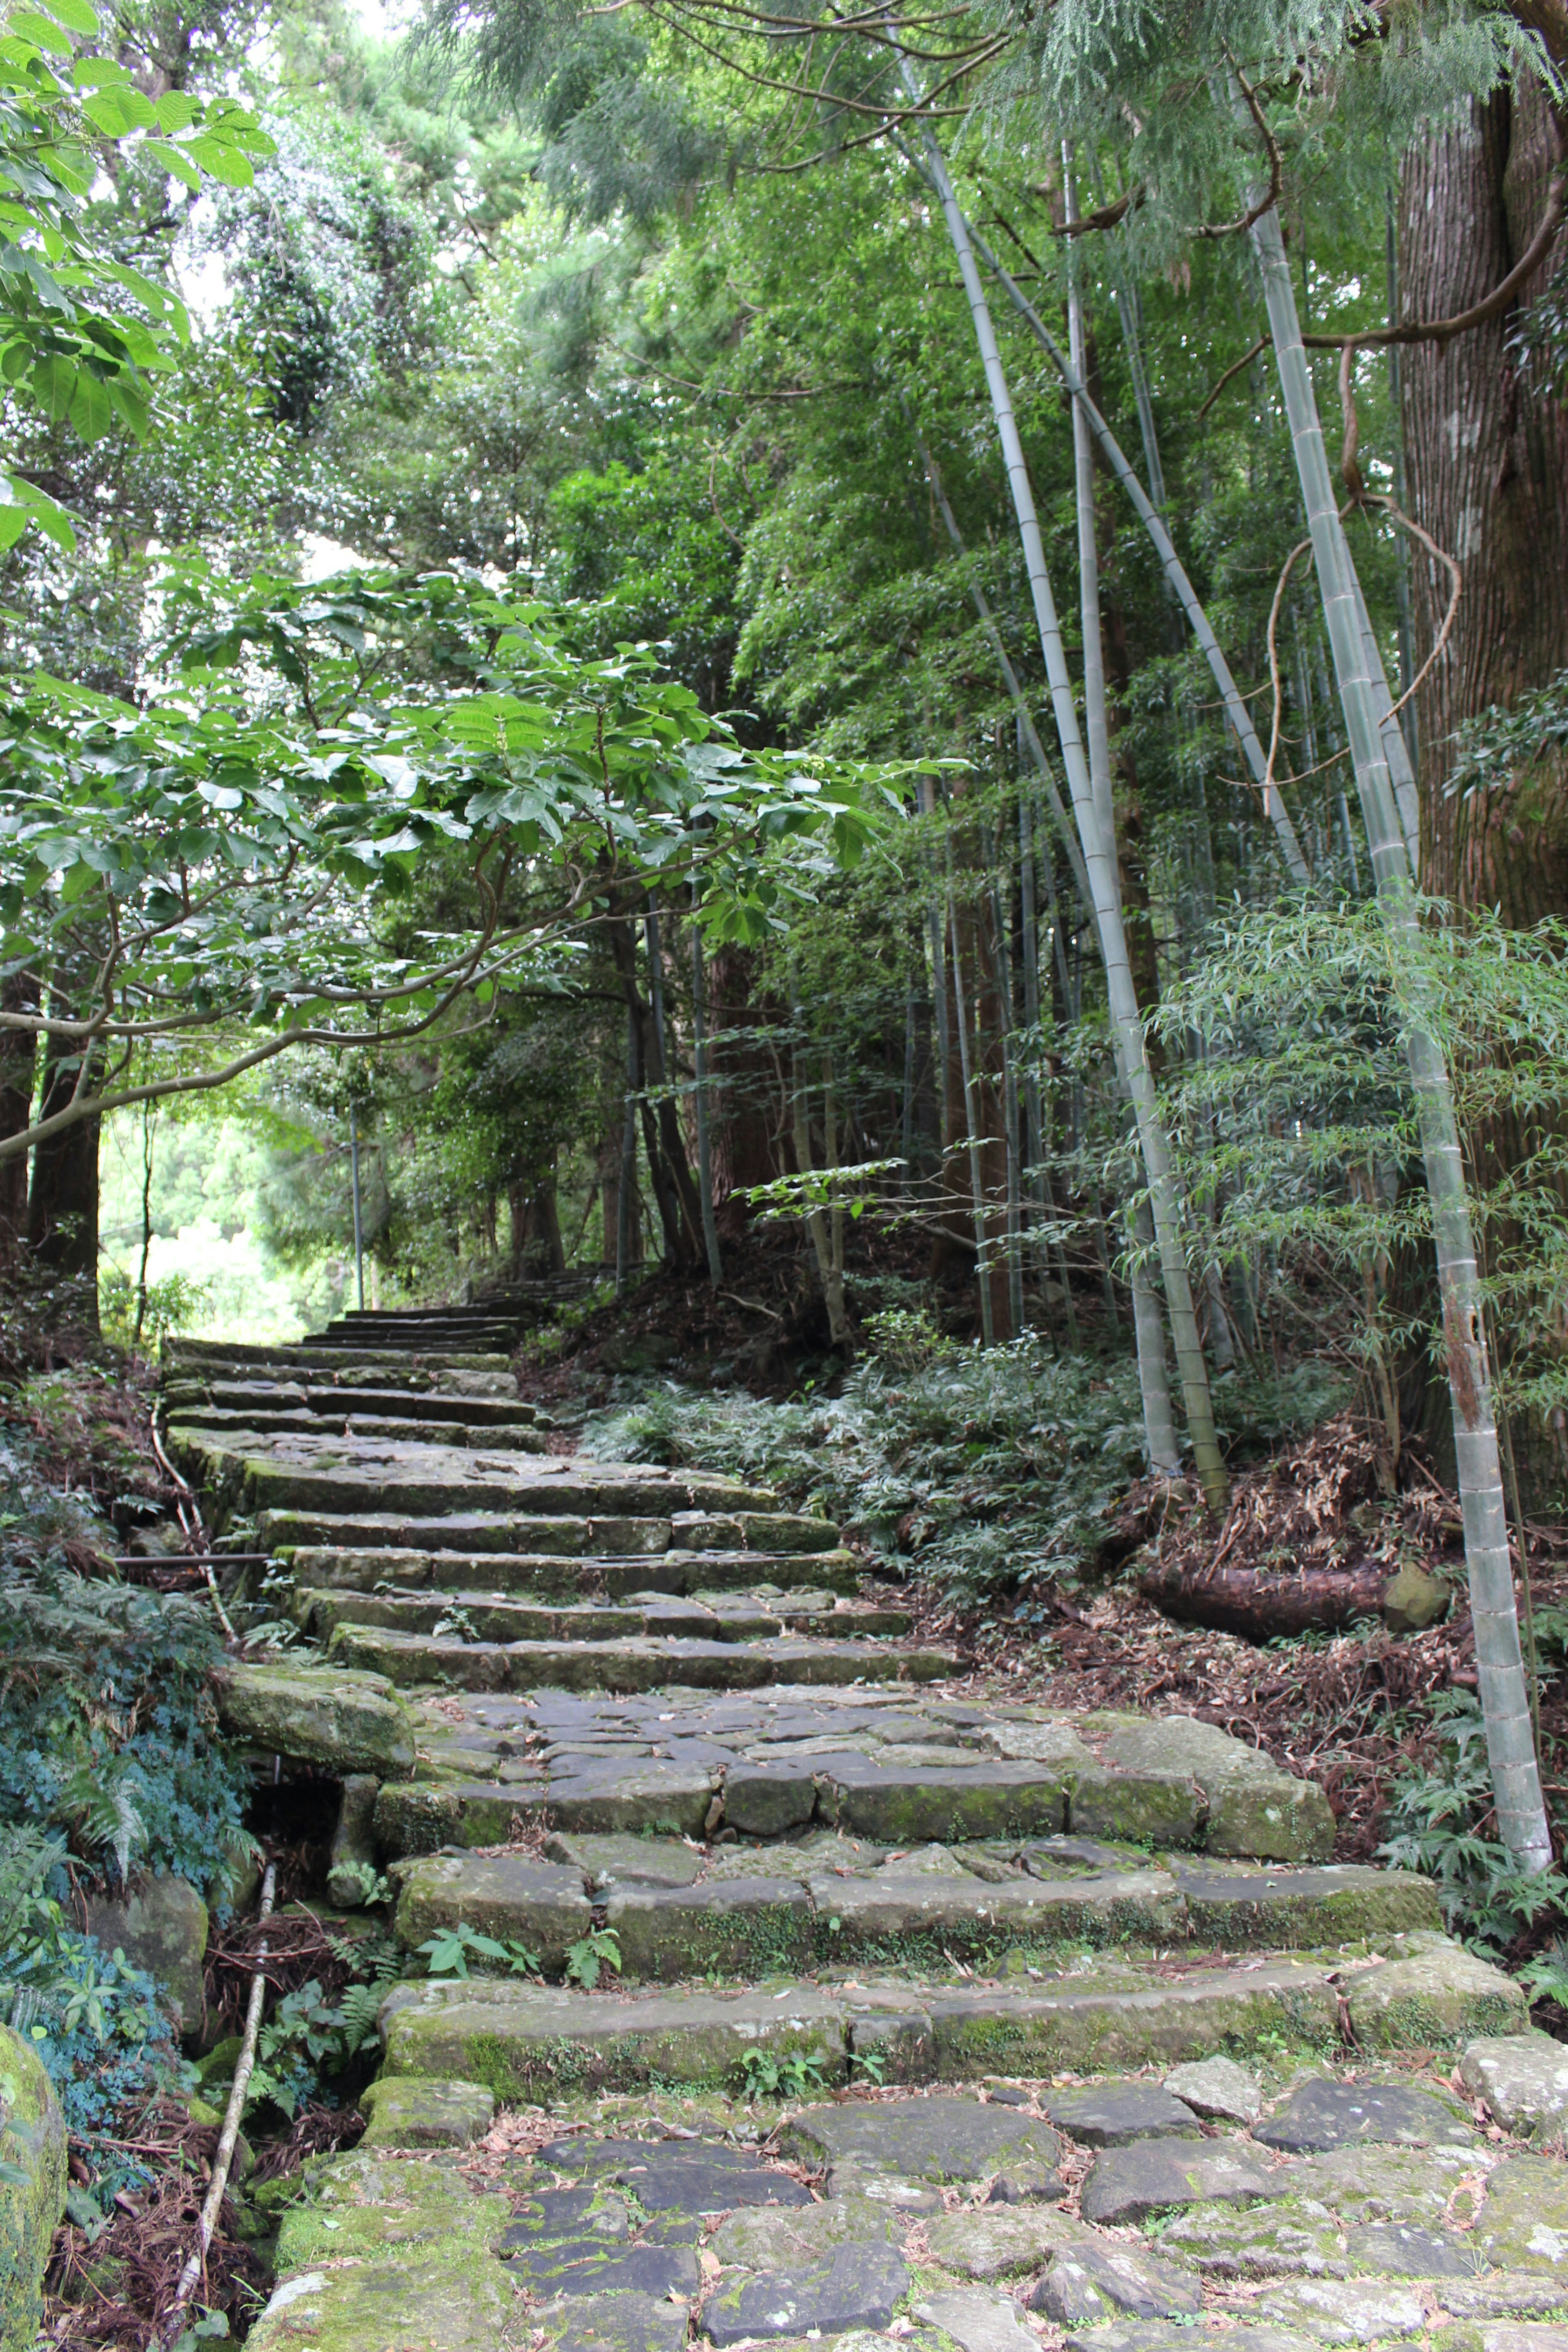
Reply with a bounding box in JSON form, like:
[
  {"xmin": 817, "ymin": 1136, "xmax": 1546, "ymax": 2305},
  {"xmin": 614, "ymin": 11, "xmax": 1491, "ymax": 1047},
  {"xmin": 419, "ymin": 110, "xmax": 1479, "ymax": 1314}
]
[{"xmin": 161, "ymin": 1322, "xmax": 1562, "ymax": 2352}]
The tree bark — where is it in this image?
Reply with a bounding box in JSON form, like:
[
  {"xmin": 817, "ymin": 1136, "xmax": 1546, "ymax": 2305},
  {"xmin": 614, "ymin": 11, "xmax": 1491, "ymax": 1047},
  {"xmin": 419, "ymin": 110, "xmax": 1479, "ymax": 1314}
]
[
  {"xmin": 26, "ymin": 1044, "xmax": 100, "ymax": 1325},
  {"xmin": 0, "ymin": 976, "xmax": 37, "ymax": 1263},
  {"xmin": 1140, "ymin": 1556, "xmax": 1403, "ymax": 1640},
  {"xmin": 1402, "ymin": 80, "xmax": 1568, "ymax": 913}
]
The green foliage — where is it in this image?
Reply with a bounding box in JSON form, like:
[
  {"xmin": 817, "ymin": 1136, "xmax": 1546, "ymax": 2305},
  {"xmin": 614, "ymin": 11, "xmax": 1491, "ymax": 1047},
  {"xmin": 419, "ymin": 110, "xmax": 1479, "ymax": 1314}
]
[
  {"xmin": 0, "ymin": 1449, "xmax": 252, "ymax": 1898},
  {"xmin": 245, "ymin": 1958, "xmax": 398, "ymax": 2119},
  {"xmin": 98, "ymin": 1266, "xmax": 211, "ymax": 1351},
  {"xmin": 0, "ymin": 0, "xmax": 272, "ymax": 543},
  {"xmin": 1378, "ymin": 1694, "xmax": 1568, "ymax": 1956},
  {"xmin": 564, "ymin": 1927, "xmax": 621, "ymax": 1989},
  {"xmin": 417, "ymin": 1920, "xmax": 543, "ymax": 1978},
  {"xmin": 736, "ymin": 2046, "xmax": 826, "ymax": 2100}
]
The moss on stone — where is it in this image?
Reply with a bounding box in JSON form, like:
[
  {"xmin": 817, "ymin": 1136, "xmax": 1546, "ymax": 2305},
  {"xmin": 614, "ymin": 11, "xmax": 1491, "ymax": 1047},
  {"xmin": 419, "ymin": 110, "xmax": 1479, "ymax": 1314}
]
[{"xmin": 0, "ymin": 2023, "xmax": 67, "ymax": 2352}]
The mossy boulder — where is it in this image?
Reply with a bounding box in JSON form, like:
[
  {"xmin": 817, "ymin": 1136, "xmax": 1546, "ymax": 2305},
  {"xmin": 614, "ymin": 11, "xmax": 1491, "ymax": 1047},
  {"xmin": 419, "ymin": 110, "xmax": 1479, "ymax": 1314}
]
[
  {"xmin": 216, "ymin": 1659, "xmax": 416, "ymax": 1777},
  {"xmin": 83, "ymin": 1873, "xmax": 208, "ymax": 2032},
  {"xmin": 1342, "ymin": 1935, "xmax": 1528, "ymax": 2048},
  {"xmin": 0, "ymin": 2022, "xmax": 67, "ymax": 2352}
]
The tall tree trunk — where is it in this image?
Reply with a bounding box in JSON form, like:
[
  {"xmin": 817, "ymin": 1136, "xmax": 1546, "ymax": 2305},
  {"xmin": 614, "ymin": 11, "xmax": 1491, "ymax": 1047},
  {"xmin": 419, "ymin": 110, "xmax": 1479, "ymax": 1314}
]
[
  {"xmin": 27, "ymin": 1042, "xmax": 100, "ymax": 1328},
  {"xmin": 1402, "ymin": 80, "xmax": 1568, "ymax": 911},
  {"xmin": 0, "ymin": 976, "xmax": 37, "ymax": 1265},
  {"xmin": 607, "ymin": 905, "xmax": 699, "ymax": 1271},
  {"xmin": 1251, "ymin": 182, "xmax": 1552, "ymax": 1875}
]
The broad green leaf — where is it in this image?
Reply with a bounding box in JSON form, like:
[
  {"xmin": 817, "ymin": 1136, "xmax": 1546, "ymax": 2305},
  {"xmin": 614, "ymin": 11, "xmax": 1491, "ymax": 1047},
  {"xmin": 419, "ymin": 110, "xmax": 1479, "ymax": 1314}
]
[
  {"xmin": 142, "ymin": 136, "xmax": 200, "ymax": 192},
  {"xmin": 180, "ymin": 132, "xmax": 253, "ymax": 188},
  {"xmin": 38, "ymin": 0, "xmax": 100, "ymax": 34},
  {"xmin": 66, "ymin": 363, "xmax": 111, "ymax": 441},
  {"xmin": 6, "ymin": 12, "xmax": 72, "ymax": 52}
]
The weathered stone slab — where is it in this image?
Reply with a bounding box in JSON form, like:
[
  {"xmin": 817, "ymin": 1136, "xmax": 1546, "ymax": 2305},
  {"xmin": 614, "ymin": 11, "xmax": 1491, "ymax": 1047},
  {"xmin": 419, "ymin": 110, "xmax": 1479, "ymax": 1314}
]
[
  {"xmin": 1080, "ymin": 2141, "xmax": 1281, "ymax": 2225},
  {"xmin": 1256, "ymin": 2278, "xmax": 1428, "ymax": 2344},
  {"xmin": 1256, "ymin": 2079, "xmax": 1472, "ymax": 2154},
  {"xmin": 1085, "ymin": 1713, "xmax": 1336, "ymax": 1860},
  {"xmin": 391, "ymin": 1852, "xmax": 592, "ymax": 1967},
  {"xmin": 1163, "ymin": 2056, "xmax": 1263, "ymax": 2122},
  {"xmin": 537, "ymin": 2292, "xmax": 690, "ymax": 2352},
  {"xmin": 605, "ymin": 1880, "xmax": 813, "ymax": 1980},
  {"xmin": 703, "ymin": 2244, "xmax": 909, "ymax": 2345},
  {"xmin": 1157, "ymin": 2200, "xmax": 1350, "ymax": 2281},
  {"xmin": 216, "ymin": 1658, "xmax": 415, "ymax": 1775},
  {"xmin": 357, "ymin": 2076, "xmax": 495, "ymax": 2148},
  {"xmin": 1040, "ymin": 2081, "xmax": 1201, "ymax": 2148},
  {"xmin": 501, "ymin": 2238, "xmax": 699, "ymax": 2299},
  {"xmin": 1343, "ymin": 2224, "xmax": 1479, "ymax": 2280},
  {"xmin": 709, "ymin": 2197, "xmax": 894, "ymax": 2270},
  {"xmin": 272, "ymin": 2149, "xmax": 509, "ymax": 2270},
  {"xmin": 824, "ymin": 1762, "xmax": 1068, "ymax": 1844},
  {"xmin": 913, "ymin": 2288, "xmax": 1042, "ymax": 2352},
  {"xmin": 545, "ymin": 1833, "xmax": 704, "ymax": 1889},
  {"xmin": 1342, "ymin": 1936, "xmax": 1528, "ymax": 2047},
  {"xmin": 924, "ymin": 2205, "xmax": 1087, "ymax": 2279},
  {"xmin": 243, "ymin": 2254, "xmax": 517, "ymax": 2352},
  {"xmin": 1461, "ymin": 2033, "xmax": 1568, "ymax": 2138},
  {"xmin": 1029, "ymin": 2241, "xmax": 1204, "ymax": 2326},
  {"xmin": 926, "ymin": 1960, "xmax": 1339, "ymax": 2077},
  {"xmin": 1478, "ymin": 2156, "xmax": 1568, "ymax": 2274},
  {"xmin": 782, "ymin": 2095, "xmax": 1063, "ymax": 2185},
  {"xmin": 1171, "ymin": 1862, "xmax": 1440, "ymax": 1945},
  {"xmin": 544, "ymin": 2136, "xmax": 813, "ymax": 2214},
  {"xmin": 809, "ymin": 1869, "xmax": 1185, "ymax": 1961},
  {"xmin": 379, "ymin": 1978, "xmax": 848, "ymax": 2098}
]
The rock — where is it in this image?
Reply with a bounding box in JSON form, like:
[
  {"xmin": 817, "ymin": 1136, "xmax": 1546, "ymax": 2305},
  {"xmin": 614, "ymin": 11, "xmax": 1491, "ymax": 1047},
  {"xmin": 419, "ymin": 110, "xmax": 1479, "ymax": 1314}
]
[
  {"xmin": 272, "ymin": 2149, "xmax": 508, "ymax": 2271},
  {"xmin": 549, "ymin": 2136, "xmax": 814, "ymax": 2214},
  {"xmin": 1343, "ymin": 1936, "xmax": 1528, "ymax": 2047},
  {"xmin": 1040, "ymin": 2081, "xmax": 1200, "ymax": 2148},
  {"xmin": 1344, "ymin": 2224, "xmax": 1477, "ymax": 2279},
  {"xmin": 502, "ymin": 2237, "xmax": 699, "ymax": 2299},
  {"xmin": 1478, "ymin": 2156, "xmax": 1568, "ymax": 2273},
  {"xmin": 1288, "ymin": 2145, "xmax": 1485, "ymax": 2230},
  {"xmin": 544, "ymin": 1833, "xmax": 704, "ymax": 1889},
  {"xmin": 783, "ymin": 2095, "xmax": 1062, "ymax": 2185},
  {"xmin": 1075, "ymin": 1710, "xmax": 1335, "ymax": 1861},
  {"xmin": 1461, "ymin": 2034, "xmax": 1568, "ymax": 2138},
  {"xmin": 825, "ymin": 2160, "xmax": 942, "ymax": 2215},
  {"xmin": 392, "ymin": 1851, "xmax": 592, "ymax": 1969},
  {"xmin": 1163, "ymin": 2056, "xmax": 1262, "ymax": 2123},
  {"xmin": 540, "ymin": 2292, "xmax": 691, "ymax": 2352},
  {"xmin": 1028, "ymin": 2242, "xmax": 1203, "ymax": 2327},
  {"xmin": 1255, "ymin": 2080, "xmax": 1472, "ymax": 2154},
  {"xmin": 703, "ymin": 2244, "xmax": 909, "ymax": 2344},
  {"xmin": 82, "ymin": 1873, "xmax": 209, "ymax": 2032},
  {"xmin": 1257, "ymin": 2279, "xmax": 1428, "ymax": 2344},
  {"xmin": 1156, "ymin": 2199, "xmax": 1349, "ymax": 2281},
  {"xmin": 504, "ymin": 2185, "xmax": 632, "ymax": 2243},
  {"xmin": 358, "ymin": 2078, "xmax": 495, "ymax": 2148},
  {"xmin": 327, "ymin": 1774, "xmax": 382, "ymax": 1908},
  {"xmin": 924, "ymin": 2204, "xmax": 1090, "ymax": 2281},
  {"xmin": 1080, "ymin": 2141, "xmax": 1281, "ymax": 2226},
  {"xmin": 1381, "ymin": 1566, "xmax": 1451, "ymax": 1633},
  {"xmin": 245, "ymin": 2254, "xmax": 515, "ymax": 2352},
  {"xmin": 913, "ymin": 2288, "xmax": 1042, "ymax": 2352},
  {"xmin": 708, "ymin": 2196, "xmax": 893, "ymax": 2270},
  {"xmin": 217, "ymin": 1659, "xmax": 416, "ymax": 1776},
  {"xmin": 0, "ymin": 2024, "xmax": 67, "ymax": 2352}
]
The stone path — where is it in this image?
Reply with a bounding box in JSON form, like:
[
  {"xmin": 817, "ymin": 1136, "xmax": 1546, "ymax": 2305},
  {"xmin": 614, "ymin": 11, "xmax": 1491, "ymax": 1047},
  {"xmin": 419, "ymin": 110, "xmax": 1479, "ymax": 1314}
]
[{"xmin": 162, "ymin": 1313, "xmax": 1567, "ymax": 2352}]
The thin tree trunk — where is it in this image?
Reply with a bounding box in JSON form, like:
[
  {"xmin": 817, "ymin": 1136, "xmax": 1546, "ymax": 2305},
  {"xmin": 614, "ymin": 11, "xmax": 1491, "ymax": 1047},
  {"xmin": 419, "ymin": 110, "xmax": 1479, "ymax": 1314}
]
[
  {"xmin": 909, "ymin": 107, "xmax": 1229, "ymax": 1509},
  {"xmin": 956, "ymin": 210, "xmax": 1312, "ymax": 886},
  {"xmin": 1251, "ymin": 187, "xmax": 1552, "ymax": 1874},
  {"xmin": 944, "ymin": 861, "xmax": 996, "ymax": 1347},
  {"xmin": 0, "ymin": 975, "xmax": 37, "ymax": 1264},
  {"xmin": 616, "ymin": 1006, "xmax": 638, "ymax": 1296},
  {"xmin": 644, "ymin": 907, "xmax": 708, "ymax": 1258},
  {"xmin": 1067, "ymin": 157, "xmax": 1187, "ymax": 1479},
  {"xmin": 790, "ymin": 1013, "xmax": 852, "ymax": 1349},
  {"xmin": 689, "ymin": 886, "xmax": 724, "ymax": 1286},
  {"xmin": 133, "ymin": 1104, "xmax": 154, "ymax": 1346}
]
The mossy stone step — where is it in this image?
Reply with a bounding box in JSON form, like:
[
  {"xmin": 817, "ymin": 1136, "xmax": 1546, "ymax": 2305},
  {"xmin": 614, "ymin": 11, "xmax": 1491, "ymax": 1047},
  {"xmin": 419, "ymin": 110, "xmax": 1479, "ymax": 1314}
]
[
  {"xmin": 294, "ymin": 1587, "xmax": 909, "ymax": 1644},
  {"xmin": 388, "ymin": 1844, "xmax": 1438, "ymax": 1978},
  {"xmin": 325, "ymin": 1620, "xmax": 957, "ymax": 1693},
  {"xmin": 375, "ymin": 1688, "xmax": 1337, "ymax": 1858},
  {"xmin": 165, "ymin": 1336, "xmax": 514, "ymax": 1374},
  {"xmin": 282, "ymin": 1543, "xmax": 864, "ymax": 1600},
  {"xmin": 375, "ymin": 1930, "xmax": 1521, "ymax": 2094},
  {"xmin": 170, "ymin": 1430, "xmax": 798, "ymax": 1522},
  {"xmin": 171, "ymin": 1405, "xmax": 553, "ymax": 1451},
  {"xmin": 167, "ymin": 1378, "xmax": 547, "ymax": 1425}
]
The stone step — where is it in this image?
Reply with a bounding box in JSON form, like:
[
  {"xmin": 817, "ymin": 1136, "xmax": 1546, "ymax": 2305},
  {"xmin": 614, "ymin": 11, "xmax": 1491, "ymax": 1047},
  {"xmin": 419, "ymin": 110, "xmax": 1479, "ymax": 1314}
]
[
  {"xmin": 372, "ymin": 1690, "xmax": 1335, "ymax": 1858},
  {"xmin": 386, "ymin": 1844, "xmax": 1440, "ymax": 1980},
  {"xmin": 325, "ymin": 1620, "xmax": 958, "ymax": 1693},
  {"xmin": 170, "ymin": 1432, "xmax": 793, "ymax": 1522},
  {"xmin": 294, "ymin": 1586, "xmax": 910, "ymax": 1645},
  {"xmin": 255, "ymin": 1494, "xmax": 831, "ymax": 1548},
  {"xmin": 374, "ymin": 1929, "xmax": 1522, "ymax": 2094},
  {"xmin": 282, "ymin": 1543, "xmax": 864, "ymax": 1600},
  {"xmin": 169, "ymin": 1405, "xmax": 551, "ymax": 1452},
  {"xmin": 165, "ymin": 1336, "xmax": 514, "ymax": 1375},
  {"xmin": 165, "ymin": 1379, "xmax": 543, "ymax": 1425}
]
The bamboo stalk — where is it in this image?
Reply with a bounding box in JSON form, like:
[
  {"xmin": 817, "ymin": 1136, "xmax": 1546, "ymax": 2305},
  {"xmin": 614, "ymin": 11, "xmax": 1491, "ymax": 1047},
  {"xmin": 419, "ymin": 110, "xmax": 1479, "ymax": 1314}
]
[
  {"xmin": 164, "ymin": 1861, "xmax": 276, "ymax": 2336},
  {"xmin": 943, "ymin": 849, "xmax": 997, "ymax": 1348},
  {"xmin": 1249, "ymin": 176, "xmax": 1551, "ymax": 1873},
  {"xmin": 951, "ymin": 202, "xmax": 1312, "ymax": 887},
  {"xmin": 904, "ymin": 94, "xmax": 1228, "ymax": 1509}
]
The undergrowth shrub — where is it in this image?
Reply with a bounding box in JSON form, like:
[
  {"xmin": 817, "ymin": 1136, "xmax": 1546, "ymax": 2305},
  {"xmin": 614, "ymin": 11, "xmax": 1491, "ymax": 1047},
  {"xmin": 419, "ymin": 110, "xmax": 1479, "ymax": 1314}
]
[
  {"xmin": 1378, "ymin": 1691, "xmax": 1568, "ymax": 1957},
  {"xmin": 585, "ymin": 1341, "xmax": 1340, "ymax": 1604}
]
